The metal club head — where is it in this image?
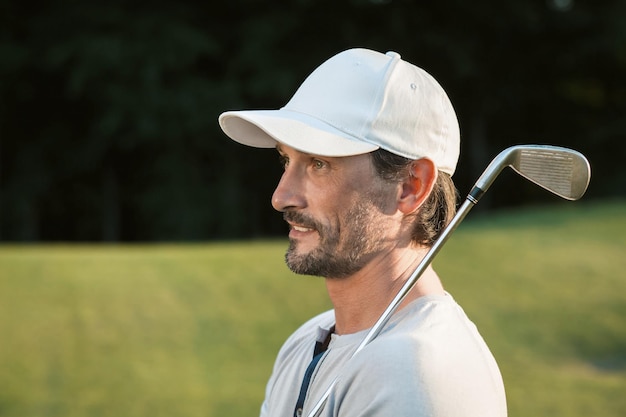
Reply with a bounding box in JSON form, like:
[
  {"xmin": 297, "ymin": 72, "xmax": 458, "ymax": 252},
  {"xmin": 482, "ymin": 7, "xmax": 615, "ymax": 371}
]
[{"xmin": 474, "ymin": 145, "xmax": 591, "ymax": 201}]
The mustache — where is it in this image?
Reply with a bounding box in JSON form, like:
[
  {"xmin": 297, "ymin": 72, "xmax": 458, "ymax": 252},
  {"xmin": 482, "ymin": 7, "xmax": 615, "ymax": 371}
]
[{"xmin": 283, "ymin": 211, "xmax": 322, "ymax": 231}]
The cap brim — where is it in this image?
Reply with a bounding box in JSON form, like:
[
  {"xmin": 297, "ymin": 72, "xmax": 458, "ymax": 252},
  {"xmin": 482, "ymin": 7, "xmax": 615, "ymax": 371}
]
[{"xmin": 218, "ymin": 109, "xmax": 379, "ymax": 157}]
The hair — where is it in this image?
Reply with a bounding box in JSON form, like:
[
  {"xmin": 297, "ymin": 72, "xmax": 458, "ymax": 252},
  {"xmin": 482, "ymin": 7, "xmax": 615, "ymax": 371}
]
[{"xmin": 370, "ymin": 148, "xmax": 458, "ymax": 247}]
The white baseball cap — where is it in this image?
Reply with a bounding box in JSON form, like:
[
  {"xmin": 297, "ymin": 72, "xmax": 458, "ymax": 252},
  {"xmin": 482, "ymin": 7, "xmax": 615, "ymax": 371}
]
[{"xmin": 218, "ymin": 48, "xmax": 460, "ymax": 175}]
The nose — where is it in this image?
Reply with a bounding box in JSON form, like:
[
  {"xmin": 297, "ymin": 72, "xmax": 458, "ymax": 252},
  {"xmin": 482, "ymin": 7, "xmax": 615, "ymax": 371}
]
[{"xmin": 271, "ymin": 167, "xmax": 306, "ymax": 212}]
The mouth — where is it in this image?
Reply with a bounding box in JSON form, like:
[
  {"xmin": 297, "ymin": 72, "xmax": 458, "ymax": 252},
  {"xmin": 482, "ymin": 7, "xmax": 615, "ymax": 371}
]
[
  {"xmin": 291, "ymin": 224, "xmax": 314, "ymax": 233},
  {"xmin": 288, "ymin": 222, "xmax": 318, "ymax": 240},
  {"xmin": 284, "ymin": 212, "xmax": 320, "ymax": 241}
]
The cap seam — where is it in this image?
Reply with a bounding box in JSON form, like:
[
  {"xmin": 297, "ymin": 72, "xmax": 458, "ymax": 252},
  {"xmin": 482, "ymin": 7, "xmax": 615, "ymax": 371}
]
[{"xmin": 366, "ymin": 53, "xmax": 401, "ymax": 143}]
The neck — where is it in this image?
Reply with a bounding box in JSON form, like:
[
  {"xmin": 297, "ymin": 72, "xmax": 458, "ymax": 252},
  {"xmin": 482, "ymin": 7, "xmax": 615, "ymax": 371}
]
[{"xmin": 325, "ymin": 248, "xmax": 445, "ymax": 335}]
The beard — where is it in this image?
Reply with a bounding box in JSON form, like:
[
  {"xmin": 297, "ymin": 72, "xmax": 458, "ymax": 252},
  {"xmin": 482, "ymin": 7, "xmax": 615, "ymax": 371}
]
[{"xmin": 283, "ymin": 198, "xmax": 389, "ymax": 279}]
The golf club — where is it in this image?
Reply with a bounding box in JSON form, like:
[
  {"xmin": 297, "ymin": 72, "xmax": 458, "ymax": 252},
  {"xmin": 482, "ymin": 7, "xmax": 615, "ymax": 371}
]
[{"xmin": 305, "ymin": 144, "xmax": 591, "ymax": 417}]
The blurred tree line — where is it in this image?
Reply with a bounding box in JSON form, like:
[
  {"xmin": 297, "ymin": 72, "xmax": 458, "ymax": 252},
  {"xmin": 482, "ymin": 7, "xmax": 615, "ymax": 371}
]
[{"xmin": 0, "ymin": 0, "xmax": 624, "ymax": 241}]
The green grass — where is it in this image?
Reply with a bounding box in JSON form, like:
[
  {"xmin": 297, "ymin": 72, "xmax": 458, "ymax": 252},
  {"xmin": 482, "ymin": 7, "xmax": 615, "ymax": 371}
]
[{"xmin": 0, "ymin": 200, "xmax": 624, "ymax": 417}]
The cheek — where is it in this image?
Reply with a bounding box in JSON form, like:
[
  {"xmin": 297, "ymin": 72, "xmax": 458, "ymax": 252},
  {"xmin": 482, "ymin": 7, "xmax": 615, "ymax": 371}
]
[
  {"xmin": 312, "ymin": 182, "xmax": 349, "ymax": 210},
  {"xmin": 313, "ymin": 171, "xmax": 395, "ymax": 222},
  {"xmin": 314, "ymin": 190, "xmax": 360, "ymax": 235},
  {"xmin": 358, "ymin": 180, "xmax": 399, "ymax": 216}
]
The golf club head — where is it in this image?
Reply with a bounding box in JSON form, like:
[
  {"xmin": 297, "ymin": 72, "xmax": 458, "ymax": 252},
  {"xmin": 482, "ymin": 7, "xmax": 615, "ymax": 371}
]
[
  {"xmin": 508, "ymin": 145, "xmax": 591, "ymax": 200},
  {"xmin": 474, "ymin": 145, "xmax": 591, "ymax": 201}
]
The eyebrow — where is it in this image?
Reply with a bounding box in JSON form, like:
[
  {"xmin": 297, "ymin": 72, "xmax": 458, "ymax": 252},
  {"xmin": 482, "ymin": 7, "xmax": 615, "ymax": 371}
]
[{"xmin": 275, "ymin": 144, "xmax": 326, "ymax": 160}]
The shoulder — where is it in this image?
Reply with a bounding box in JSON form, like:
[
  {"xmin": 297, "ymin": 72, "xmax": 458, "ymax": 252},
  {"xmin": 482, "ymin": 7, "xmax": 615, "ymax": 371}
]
[
  {"xmin": 355, "ymin": 294, "xmax": 494, "ymax": 374},
  {"xmin": 330, "ymin": 295, "xmax": 506, "ymax": 416},
  {"xmin": 344, "ymin": 295, "xmax": 466, "ymax": 377}
]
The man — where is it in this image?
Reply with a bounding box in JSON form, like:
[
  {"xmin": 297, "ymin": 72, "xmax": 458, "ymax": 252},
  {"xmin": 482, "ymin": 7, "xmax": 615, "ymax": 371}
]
[{"xmin": 219, "ymin": 48, "xmax": 506, "ymax": 417}]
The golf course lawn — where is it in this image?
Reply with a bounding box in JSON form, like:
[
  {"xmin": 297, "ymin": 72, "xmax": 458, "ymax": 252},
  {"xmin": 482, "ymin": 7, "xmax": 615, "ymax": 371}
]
[{"xmin": 0, "ymin": 200, "xmax": 624, "ymax": 417}]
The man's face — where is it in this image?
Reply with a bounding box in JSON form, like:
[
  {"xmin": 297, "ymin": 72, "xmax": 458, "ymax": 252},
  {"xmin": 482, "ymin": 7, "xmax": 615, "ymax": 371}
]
[{"xmin": 272, "ymin": 145, "xmax": 399, "ymax": 279}]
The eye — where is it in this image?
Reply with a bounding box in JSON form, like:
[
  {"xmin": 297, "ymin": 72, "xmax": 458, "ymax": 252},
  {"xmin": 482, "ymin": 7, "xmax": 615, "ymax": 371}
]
[
  {"xmin": 312, "ymin": 159, "xmax": 327, "ymax": 170},
  {"xmin": 278, "ymin": 154, "xmax": 289, "ymax": 169}
]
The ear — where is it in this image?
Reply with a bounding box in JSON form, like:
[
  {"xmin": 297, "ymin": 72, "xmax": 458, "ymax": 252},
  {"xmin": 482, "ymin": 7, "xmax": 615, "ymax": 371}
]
[{"xmin": 397, "ymin": 158, "xmax": 438, "ymax": 214}]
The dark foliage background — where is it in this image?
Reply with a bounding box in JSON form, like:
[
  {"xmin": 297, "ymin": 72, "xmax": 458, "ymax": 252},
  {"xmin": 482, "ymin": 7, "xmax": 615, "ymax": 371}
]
[{"xmin": 1, "ymin": 0, "xmax": 624, "ymax": 241}]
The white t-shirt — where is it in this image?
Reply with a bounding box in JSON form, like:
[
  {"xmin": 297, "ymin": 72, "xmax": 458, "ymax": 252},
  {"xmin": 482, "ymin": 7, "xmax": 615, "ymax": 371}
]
[{"xmin": 260, "ymin": 293, "xmax": 507, "ymax": 417}]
